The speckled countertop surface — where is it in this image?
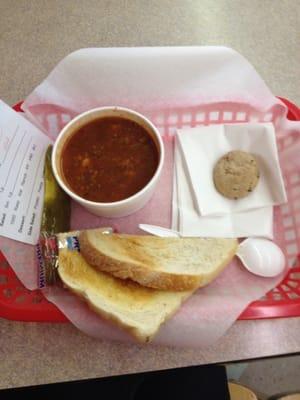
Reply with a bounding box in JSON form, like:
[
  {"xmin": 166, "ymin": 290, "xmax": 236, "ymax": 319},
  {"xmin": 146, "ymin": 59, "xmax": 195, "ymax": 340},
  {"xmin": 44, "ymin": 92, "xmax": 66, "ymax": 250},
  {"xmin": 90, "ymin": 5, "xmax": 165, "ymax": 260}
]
[{"xmin": 0, "ymin": 0, "xmax": 299, "ymax": 390}]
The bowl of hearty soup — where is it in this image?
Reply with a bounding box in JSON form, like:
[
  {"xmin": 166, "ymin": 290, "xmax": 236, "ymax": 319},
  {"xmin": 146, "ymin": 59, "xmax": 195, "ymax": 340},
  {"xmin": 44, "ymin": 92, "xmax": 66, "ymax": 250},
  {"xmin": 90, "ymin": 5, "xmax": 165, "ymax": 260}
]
[{"xmin": 52, "ymin": 106, "xmax": 164, "ymax": 217}]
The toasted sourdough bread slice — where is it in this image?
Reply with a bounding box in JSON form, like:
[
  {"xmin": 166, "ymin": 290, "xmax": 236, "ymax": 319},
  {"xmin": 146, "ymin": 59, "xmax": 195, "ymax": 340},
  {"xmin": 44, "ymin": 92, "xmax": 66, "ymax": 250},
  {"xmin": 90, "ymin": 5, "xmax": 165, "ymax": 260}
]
[
  {"xmin": 79, "ymin": 230, "xmax": 238, "ymax": 291},
  {"xmin": 57, "ymin": 244, "xmax": 193, "ymax": 343}
]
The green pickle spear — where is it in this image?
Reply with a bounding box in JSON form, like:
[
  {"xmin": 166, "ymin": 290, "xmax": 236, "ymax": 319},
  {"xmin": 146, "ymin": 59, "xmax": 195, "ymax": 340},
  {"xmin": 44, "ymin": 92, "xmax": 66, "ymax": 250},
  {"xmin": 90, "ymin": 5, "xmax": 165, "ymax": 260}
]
[
  {"xmin": 41, "ymin": 145, "xmax": 71, "ymax": 234},
  {"xmin": 38, "ymin": 146, "xmax": 71, "ymax": 286}
]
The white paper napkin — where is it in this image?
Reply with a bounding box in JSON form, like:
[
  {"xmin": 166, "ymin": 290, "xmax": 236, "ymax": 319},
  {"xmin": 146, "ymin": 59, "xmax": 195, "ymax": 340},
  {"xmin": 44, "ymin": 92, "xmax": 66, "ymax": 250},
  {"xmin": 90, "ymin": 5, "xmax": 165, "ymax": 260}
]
[
  {"xmin": 174, "ymin": 144, "xmax": 274, "ymax": 238},
  {"xmin": 177, "ymin": 123, "xmax": 287, "ymax": 216}
]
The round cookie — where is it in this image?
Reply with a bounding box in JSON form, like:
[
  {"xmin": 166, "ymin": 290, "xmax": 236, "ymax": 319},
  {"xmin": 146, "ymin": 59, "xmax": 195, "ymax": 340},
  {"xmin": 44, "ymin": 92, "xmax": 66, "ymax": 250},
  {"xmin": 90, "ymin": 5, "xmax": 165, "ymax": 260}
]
[{"xmin": 213, "ymin": 150, "xmax": 260, "ymax": 199}]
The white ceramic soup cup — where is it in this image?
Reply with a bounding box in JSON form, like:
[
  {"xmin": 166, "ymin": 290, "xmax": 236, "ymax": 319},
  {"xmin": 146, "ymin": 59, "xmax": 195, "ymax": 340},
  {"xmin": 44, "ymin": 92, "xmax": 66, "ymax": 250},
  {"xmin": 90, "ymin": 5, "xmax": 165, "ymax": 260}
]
[{"xmin": 52, "ymin": 106, "xmax": 164, "ymax": 218}]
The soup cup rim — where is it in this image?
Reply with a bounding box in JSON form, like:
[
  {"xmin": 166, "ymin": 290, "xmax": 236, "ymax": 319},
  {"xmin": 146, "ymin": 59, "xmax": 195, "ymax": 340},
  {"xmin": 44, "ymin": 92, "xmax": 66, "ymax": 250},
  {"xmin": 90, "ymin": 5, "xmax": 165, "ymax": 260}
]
[{"xmin": 51, "ymin": 105, "xmax": 165, "ymax": 208}]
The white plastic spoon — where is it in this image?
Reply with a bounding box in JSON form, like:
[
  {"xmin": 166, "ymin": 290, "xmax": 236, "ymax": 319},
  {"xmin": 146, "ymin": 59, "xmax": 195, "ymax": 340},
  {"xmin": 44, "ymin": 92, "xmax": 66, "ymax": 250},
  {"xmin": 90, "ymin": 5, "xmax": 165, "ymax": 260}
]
[
  {"xmin": 139, "ymin": 224, "xmax": 181, "ymax": 238},
  {"xmin": 236, "ymin": 237, "xmax": 285, "ymax": 278},
  {"xmin": 138, "ymin": 224, "xmax": 285, "ymax": 278}
]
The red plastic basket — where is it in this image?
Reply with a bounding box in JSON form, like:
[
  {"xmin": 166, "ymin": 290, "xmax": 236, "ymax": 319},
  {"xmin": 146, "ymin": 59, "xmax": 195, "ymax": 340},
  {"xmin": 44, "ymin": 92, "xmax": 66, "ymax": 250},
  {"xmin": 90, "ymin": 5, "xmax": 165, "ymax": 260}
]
[{"xmin": 0, "ymin": 98, "xmax": 300, "ymax": 323}]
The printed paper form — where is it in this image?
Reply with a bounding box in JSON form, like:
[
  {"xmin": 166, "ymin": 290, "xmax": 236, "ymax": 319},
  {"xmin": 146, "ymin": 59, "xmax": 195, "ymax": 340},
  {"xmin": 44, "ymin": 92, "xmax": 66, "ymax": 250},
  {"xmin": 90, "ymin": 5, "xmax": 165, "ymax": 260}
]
[{"xmin": 0, "ymin": 100, "xmax": 52, "ymax": 244}]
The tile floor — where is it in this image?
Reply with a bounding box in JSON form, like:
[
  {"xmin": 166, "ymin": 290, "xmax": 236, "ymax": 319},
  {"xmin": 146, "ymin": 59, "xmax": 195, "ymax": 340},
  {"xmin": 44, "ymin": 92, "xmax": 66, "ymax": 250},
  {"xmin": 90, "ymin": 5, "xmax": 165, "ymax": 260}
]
[{"xmin": 226, "ymin": 355, "xmax": 300, "ymax": 398}]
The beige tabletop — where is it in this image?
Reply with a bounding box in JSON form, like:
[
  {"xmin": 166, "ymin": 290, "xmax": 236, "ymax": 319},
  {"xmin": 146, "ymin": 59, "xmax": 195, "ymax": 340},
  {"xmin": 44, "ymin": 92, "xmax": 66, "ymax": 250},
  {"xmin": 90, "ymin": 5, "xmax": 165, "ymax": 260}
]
[{"xmin": 0, "ymin": 0, "xmax": 299, "ymax": 390}]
